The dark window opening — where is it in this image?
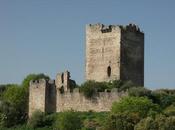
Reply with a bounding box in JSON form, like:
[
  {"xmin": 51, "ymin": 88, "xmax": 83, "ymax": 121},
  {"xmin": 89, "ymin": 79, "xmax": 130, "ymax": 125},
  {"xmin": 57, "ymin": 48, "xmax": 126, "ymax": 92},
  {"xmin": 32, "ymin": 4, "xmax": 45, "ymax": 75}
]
[
  {"xmin": 59, "ymin": 86, "xmax": 64, "ymax": 94},
  {"xmin": 107, "ymin": 66, "xmax": 111, "ymax": 77},
  {"xmin": 61, "ymin": 73, "xmax": 64, "ymax": 83}
]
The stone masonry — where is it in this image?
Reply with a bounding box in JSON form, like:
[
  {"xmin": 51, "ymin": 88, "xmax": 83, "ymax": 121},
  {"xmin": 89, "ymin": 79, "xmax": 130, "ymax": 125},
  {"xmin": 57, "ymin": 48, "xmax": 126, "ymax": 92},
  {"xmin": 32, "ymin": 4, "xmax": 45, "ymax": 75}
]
[
  {"xmin": 86, "ymin": 23, "xmax": 144, "ymax": 86},
  {"xmin": 29, "ymin": 72, "xmax": 127, "ymax": 116},
  {"xmin": 29, "ymin": 23, "xmax": 144, "ymax": 116}
]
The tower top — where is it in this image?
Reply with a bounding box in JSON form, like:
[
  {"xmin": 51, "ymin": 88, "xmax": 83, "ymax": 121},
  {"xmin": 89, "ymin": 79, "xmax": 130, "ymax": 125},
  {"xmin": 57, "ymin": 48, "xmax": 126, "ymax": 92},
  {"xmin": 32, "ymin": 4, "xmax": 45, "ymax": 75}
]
[{"xmin": 86, "ymin": 23, "xmax": 143, "ymax": 34}]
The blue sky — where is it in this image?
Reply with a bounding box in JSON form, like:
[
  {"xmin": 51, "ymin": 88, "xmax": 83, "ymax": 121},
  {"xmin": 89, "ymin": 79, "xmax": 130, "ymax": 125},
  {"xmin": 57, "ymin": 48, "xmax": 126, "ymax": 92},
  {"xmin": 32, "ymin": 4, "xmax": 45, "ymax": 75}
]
[{"xmin": 0, "ymin": 0, "xmax": 175, "ymax": 89}]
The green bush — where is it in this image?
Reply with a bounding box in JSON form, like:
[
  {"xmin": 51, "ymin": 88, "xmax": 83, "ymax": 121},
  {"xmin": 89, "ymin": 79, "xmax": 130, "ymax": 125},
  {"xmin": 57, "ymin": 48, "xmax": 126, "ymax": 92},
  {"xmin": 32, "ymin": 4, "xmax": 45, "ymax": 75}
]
[
  {"xmin": 111, "ymin": 96, "xmax": 160, "ymax": 118},
  {"xmin": 80, "ymin": 80, "xmax": 136, "ymax": 98},
  {"xmin": 22, "ymin": 74, "xmax": 50, "ymax": 89},
  {"xmin": 0, "ymin": 101, "xmax": 25, "ymax": 128},
  {"xmin": 80, "ymin": 81, "xmax": 98, "ymax": 98},
  {"xmin": 28, "ymin": 110, "xmax": 45, "ymax": 128},
  {"xmin": 54, "ymin": 110, "xmax": 82, "ymax": 130},
  {"xmin": 135, "ymin": 115, "xmax": 175, "ymax": 130},
  {"xmin": 128, "ymin": 87, "xmax": 151, "ymax": 97},
  {"xmin": 164, "ymin": 105, "xmax": 175, "ymax": 116},
  {"xmin": 27, "ymin": 111, "xmax": 55, "ymax": 129},
  {"xmin": 150, "ymin": 90, "xmax": 175, "ymax": 108},
  {"xmin": 102, "ymin": 113, "xmax": 140, "ymax": 130}
]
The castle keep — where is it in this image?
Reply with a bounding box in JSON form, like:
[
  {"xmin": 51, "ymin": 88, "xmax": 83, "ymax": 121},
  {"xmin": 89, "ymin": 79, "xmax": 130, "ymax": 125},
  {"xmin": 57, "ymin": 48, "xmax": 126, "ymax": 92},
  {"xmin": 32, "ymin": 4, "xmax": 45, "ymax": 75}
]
[
  {"xmin": 86, "ymin": 23, "xmax": 144, "ymax": 86},
  {"xmin": 29, "ymin": 23, "xmax": 144, "ymax": 116}
]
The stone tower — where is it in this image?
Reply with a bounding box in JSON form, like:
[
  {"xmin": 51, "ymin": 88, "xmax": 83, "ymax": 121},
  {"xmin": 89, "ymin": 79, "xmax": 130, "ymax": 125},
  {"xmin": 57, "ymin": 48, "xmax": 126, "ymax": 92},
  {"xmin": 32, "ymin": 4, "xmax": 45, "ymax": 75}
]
[
  {"xmin": 85, "ymin": 23, "xmax": 144, "ymax": 86},
  {"xmin": 29, "ymin": 79, "xmax": 56, "ymax": 117}
]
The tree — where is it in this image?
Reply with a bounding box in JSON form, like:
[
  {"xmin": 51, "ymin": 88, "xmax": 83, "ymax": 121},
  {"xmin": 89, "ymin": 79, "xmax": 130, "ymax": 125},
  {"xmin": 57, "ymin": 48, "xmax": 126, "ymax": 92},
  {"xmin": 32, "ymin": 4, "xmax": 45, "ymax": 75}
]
[
  {"xmin": 150, "ymin": 90, "xmax": 175, "ymax": 108},
  {"xmin": 164, "ymin": 105, "xmax": 175, "ymax": 116},
  {"xmin": 134, "ymin": 117, "xmax": 158, "ymax": 130},
  {"xmin": 22, "ymin": 73, "xmax": 50, "ymax": 89},
  {"xmin": 1, "ymin": 85, "xmax": 27, "ymax": 127},
  {"xmin": 55, "ymin": 110, "xmax": 82, "ymax": 130},
  {"xmin": 111, "ymin": 97, "xmax": 160, "ymax": 118},
  {"xmin": 135, "ymin": 115, "xmax": 175, "ymax": 130},
  {"xmin": 128, "ymin": 87, "xmax": 151, "ymax": 97},
  {"xmin": 102, "ymin": 113, "xmax": 140, "ymax": 130}
]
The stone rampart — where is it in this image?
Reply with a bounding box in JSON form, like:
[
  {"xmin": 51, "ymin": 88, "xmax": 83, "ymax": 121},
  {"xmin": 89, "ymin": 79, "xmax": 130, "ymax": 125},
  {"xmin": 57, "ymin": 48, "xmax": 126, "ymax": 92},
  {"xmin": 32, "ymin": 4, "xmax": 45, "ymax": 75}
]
[{"xmin": 56, "ymin": 88, "xmax": 127, "ymax": 112}]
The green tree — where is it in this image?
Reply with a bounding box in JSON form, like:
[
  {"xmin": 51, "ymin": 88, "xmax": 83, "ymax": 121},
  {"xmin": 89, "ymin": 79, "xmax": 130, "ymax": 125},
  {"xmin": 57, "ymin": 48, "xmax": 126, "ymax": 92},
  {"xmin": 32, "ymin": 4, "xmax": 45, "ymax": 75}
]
[
  {"xmin": 150, "ymin": 90, "xmax": 175, "ymax": 108},
  {"xmin": 134, "ymin": 117, "xmax": 158, "ymax": 130},
  {"xmin": 22, "ymin": 73, "xmax": 50, "ymax": 89},
  {"xmin": 0, "ymin": 85, "xmax": 27, "ymax": 127},
  {"xmin": 164, "ymin": 105, "xmax": 175, "ymax": 116},
  {"xmin": 103, "ymin": 113, "xmax": 140, "ymax": 130},
  {"xmin": 111, "ymin": 96, "xmax": 160, "ymax": 118},
  {"xmin": 55, "ymin": 110, "xmax": 82, "ymax": 130},
  {"xmin": 135, "ymin": 115, "xmax": 175, "ymax": 130},
  {"xmin": 128, "ymin": 87, "xmax": 151, "ymax": 97}
]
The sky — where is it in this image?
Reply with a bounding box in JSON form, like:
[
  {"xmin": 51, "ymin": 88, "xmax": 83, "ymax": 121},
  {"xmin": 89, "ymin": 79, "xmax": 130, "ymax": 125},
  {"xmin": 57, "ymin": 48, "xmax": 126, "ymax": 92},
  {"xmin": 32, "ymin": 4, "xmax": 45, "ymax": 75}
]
[{"xmin": 0, "ymin": 0, "xmax": 175, "ymax": 89}]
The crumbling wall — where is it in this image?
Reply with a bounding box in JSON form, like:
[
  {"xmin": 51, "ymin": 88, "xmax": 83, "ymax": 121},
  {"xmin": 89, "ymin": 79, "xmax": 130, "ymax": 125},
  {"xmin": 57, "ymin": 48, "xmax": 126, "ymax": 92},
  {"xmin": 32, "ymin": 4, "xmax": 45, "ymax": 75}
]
[
  {"xmin": 45, "ymin": 80, "xmax": 56, "ymax": 113},
  {"xmin": 29, "ymin": 79, "xmax": 56, "ymax": 117},
  {"xmin": 56, "ymin": 88, "xmax": 127, "ymax": 112},
  {"xmin": 29, "ymin": 79, "xmax": 47, "ymax": 117}
]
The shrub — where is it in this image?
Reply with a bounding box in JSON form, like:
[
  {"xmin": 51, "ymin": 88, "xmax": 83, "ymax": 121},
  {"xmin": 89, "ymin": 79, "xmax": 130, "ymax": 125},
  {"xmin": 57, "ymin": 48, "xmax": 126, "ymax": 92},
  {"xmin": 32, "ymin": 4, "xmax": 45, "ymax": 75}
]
[
  {"xmin": 128, "ymin": 87, "xmax": 151, "ymax": 97},
  {"xmin": 54, "ymin": 110, "xmax": 82, "ymax": 130},
  {"xmin": 80, "ymin": 80, "xmax": 136, "ymax": 98},
  {"xmin": 80, "ymin": 81, "xmax": 98, "ymax": 98},
  {"xmin": 164, "ymin": 105, "xmax": 175, "ymax": 116},
  {"xmin": 22, "ymin": 74, "xmax": 50, "ymax": 89},
  {"xmin": 111, "ymin": 96, "xmax": 160, "ymax": 118},
  {"xmin": 134, "ymin": 117, "xmax": 158, "ymax": 130},
  {"xmin": 135, "ymin": 115, "xmax": 175, "ymax": 130},
  {"xmin": 0, "ymin": 101, "xmax": 24, "ymax": 128},
  {"xmin": 28, "ymin": 110, "xmax": 45, "ymax": 128},
  {"xmin": 150, "ymin": 90, "xmax": 175, "ymax": 108},
  {"xmin": 102, "ymin": 113, "xmax": 140, "ymax": 130}
]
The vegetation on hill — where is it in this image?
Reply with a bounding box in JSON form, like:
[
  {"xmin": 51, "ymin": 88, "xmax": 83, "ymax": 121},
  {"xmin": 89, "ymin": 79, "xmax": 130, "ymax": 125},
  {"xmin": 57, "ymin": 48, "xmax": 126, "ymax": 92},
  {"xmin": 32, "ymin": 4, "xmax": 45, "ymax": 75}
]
[
  {"xmin": 80, "ymin": 80, "xmax": 134, "ymax": 98},
  {"xmin": 0, "ymin": 73, "xmax": 175, "ymax": 130}
]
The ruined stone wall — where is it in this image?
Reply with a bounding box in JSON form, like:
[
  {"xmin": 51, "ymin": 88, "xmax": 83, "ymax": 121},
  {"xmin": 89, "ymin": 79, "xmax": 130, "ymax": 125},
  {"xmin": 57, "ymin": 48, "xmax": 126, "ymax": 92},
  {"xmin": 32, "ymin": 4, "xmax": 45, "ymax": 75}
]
[
  {"xmin": 120, "ymin": 25, "xmax": 144, "ymax": 86},
  {"xmin": 29, "ymin": 79, "xmax": 56, "ymax": 117},
  {"xmin": 56, "ymin": 88, "xmax": 127, "ymax": 112},
  {"xmin": 86, "ymin": 24, "xmax": 121, "ymax": 82},
  {"xmin": 45, "ymin": 80, "xmax": 56, "ymax": 113},
  {"xmin": 29, "ymin": 79, "xmax": 47, "ymax": 117}
]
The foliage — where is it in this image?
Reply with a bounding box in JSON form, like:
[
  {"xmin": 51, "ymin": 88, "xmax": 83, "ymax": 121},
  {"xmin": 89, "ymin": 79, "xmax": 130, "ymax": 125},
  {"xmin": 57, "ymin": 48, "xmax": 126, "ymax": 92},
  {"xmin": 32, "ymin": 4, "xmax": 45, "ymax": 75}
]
[
  {"xmin": 135, "ymin": 115, "xmax": 175, "ymax": 130},
  {"xmin": 28, "ymin": 111, "xmax": 56, "ymax": 129},
  {"xmin": 54, "ymin": 110, "xmax": 82, "ymax": 130},
  {"xmin": 128, "ymin": 87, "xmax": 151, "ymax": 97},
  {"xmin": 150, "ymin": 90, "xmax": 175, "ymax": 108},
  {"xmin": 80, "ymin": 80, "xmax": 136, "ymax": 98},
  {"xmin": 79, "ymin": 112, "xmax": 108, "ymax": 130},
  {"xmin": 0, "ymin": 73, "xmax": 50, "ymax": 128},
  {"xmin": 164, "ymin": 104, "xmax": 175, "ymax": 116},
  {"xmin": 111, "ymin": 96, "xmax": 160, "ymax": 118},
  {"xmin": 134, "ymin": 116, "xmax": 158, "ymax": 130},
  {"xmin": 0, "ymin": 101, "xmax": 24, "ymax": 127},
  {"xmin": 2, "ymin": 85, "xmax": 26, "ymax": 108},
  {"xmin": 0, "ymin": 85, "xmax": 27, "ymax": 127},
  {"xmin": 102, "ymin": 113, "xmax": 140, "ymax": 130},
  {"xmin": 22, "ymin": 73, "xmax": 50, "ymax": 90},
  {"xmin": 80, "ymin": 81, "xmax": 99, "ymax": 98}
]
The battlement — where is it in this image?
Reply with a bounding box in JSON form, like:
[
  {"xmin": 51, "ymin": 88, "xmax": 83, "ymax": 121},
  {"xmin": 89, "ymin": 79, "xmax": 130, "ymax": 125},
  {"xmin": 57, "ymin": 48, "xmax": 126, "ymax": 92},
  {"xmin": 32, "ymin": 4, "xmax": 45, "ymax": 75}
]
[
  {"xmin": 30, "ymin": 79, "xmax": 47, "ymax": 86},
  {"xmin": 86, "ymin": 23, "xmax": 143, "ymax": 34},
  {"xmin": 86, "ymin": 23, "xmax": 119, "ymax": 33},
  {"xmin": 57, "ymin": 87, "xmax": 128, "ymax": 112},
  {"xmin": 120, "ymin": 23, "xmax": 143, "ymax": 34}
]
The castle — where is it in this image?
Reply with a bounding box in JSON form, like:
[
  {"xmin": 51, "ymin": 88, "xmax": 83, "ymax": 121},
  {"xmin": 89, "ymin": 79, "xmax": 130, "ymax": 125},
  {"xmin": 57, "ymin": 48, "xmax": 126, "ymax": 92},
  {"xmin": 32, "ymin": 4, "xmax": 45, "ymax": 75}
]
[{"xmin": 29, "ymin": 23, "xmax": 144, "ymax": 116}]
